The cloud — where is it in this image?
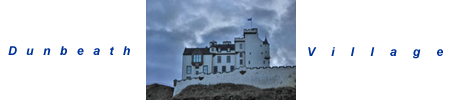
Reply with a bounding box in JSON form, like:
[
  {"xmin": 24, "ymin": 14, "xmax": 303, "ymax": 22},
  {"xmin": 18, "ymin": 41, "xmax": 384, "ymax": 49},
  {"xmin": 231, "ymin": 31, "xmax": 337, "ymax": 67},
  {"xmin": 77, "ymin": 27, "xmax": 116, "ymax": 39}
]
[{"xmin": 146, "ymin": 0, "xmax": 296, "ymax": 86}]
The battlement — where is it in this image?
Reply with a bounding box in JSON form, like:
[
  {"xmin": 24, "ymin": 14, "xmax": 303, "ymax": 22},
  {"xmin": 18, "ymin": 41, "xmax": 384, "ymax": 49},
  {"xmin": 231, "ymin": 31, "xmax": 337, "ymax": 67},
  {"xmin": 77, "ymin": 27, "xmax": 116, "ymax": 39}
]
[
  {"xmin": 234, "ymin": 37, "xmax": 245, "ymax": 42},
  {"xmin": 173, "ymin": 65, "xmax": 296, "ymax": 96},
  {"xmin": 244, "ymin": 28, "xmax": 258, "ymax": 34}
]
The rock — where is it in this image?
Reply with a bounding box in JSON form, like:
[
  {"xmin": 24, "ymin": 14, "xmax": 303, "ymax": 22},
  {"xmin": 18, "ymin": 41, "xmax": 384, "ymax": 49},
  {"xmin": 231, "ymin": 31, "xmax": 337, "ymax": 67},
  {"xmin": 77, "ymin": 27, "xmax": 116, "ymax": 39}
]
[
  {"xmin": 172, "ymin": 83, "xmax": 295, "ymax": 100},
  {"xmin": 146, "ymin": 83, "xmax": 296, "ymax": 100},
  {"xmin": 146, "ymin": 83, "xmax": 174, "ymax": 100}
]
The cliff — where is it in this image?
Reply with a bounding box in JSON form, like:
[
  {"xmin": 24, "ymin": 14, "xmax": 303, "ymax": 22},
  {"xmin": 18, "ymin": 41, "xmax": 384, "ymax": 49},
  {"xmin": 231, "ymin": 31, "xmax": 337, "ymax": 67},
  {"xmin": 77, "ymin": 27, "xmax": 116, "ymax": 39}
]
[
  {"xmin": 147, "ymin": 83, "xmax": 295, "ymax": 100},
  {"xmin": 146, "ymin": 84, "xmax": 174, "ymax": 100}
]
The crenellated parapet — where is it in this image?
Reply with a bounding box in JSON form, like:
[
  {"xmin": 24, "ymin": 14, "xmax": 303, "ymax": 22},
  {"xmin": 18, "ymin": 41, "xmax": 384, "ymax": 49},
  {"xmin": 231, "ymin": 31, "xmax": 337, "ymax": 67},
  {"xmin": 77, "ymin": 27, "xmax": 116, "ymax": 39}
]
[{"xmin": 173, "ymin": 65, "xmax": 296, "ymax": 96}]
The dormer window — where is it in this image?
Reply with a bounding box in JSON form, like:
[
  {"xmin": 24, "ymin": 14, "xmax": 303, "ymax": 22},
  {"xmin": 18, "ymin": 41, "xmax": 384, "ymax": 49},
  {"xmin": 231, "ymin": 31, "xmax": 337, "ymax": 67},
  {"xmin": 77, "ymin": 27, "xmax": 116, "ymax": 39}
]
[
  {"xmin": 191, "ymin": 49, "xmax": 204, "ymax": 67},
  {"xmin": 193, "ymin": 54, "xmax": 201, "ymax": 63}
]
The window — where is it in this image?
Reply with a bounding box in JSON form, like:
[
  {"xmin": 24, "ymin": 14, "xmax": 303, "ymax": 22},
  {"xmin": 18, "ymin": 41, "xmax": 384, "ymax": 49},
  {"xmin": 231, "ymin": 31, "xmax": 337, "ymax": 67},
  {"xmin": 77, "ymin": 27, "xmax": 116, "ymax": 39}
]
[
  {"xmin": 213, "ymin": 66, "xmax": 218, "ymax": 73},
  {"xmin": 193, "ymin": 54, "xmax": 201, "ymax": 63},
  {"xmin": 239, "ymin": 44, "xmax": 242, "ymax": 49},
  {"xmin": 210, "ymin": 48, "xmax": 214, "ymax": 52},
  {"xmin": 217, "ymin": 56, "xmax": 221, "ymax": 63},
  {"xmin": 240, "ymin": 59, "xmax": 243, "ymax": 65},
  {"xmin": 222, "ymin": 66, "xmax": 226, "ymax": 72},
  {"xmin": 249, "ymin": 52, "xmax": 251, "ymax": 55},
  {"xmin": 186, "ymin": 76, "xmax": 191, "ymax": 79},
  {"xmin": 239, "ymin": 52, "xmax": 243, "ymax": 57},
  {"xmin": 226, "ymin": 56, "xmax": 231, "ymax": 63},
  {"xmin": 196, "ymin": 71, "xmax": 199, "ymax": 75},
  {"xmin": 248, "ymin": 61, "xmax": 250, "ymax": 64},
  {"xmin": 231, "ymin": 66, "xmax": 235, "ymax": 71},
  {"xmin": 263, "ymin": 61, "xmax": 265, "ymax": 64},
  {"xmin": 203, "ymin": 65, "xmax": 208, "ymax": 73},
  {"xmin": 261, "ymin": 52, "xmax": 263, "ymax": 55},
  {"xmin": 186, "ymin": 66, "xmax": 191, "ymax": 74},
  {"xmin": 227, "ymin": 48, "xmax": 230, "ymax": 52},
  {"xmin": 218, "ymin": 48, "xmax": 221, "ymax": 52}
]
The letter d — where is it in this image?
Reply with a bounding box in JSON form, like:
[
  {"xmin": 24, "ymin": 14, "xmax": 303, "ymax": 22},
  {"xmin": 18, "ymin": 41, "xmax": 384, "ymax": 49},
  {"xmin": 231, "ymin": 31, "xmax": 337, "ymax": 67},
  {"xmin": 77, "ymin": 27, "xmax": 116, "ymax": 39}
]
[{"xmin": 9, "ymin": 46, "xmax": 17, "ymax": 55}]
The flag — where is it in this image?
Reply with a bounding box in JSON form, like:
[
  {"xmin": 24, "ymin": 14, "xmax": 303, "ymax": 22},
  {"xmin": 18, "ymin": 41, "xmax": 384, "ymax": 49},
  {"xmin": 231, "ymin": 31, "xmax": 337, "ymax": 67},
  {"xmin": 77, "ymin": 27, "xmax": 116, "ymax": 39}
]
[{"xmin": 247, "ymin": 17, "xmax": 252, "ymax": 21}]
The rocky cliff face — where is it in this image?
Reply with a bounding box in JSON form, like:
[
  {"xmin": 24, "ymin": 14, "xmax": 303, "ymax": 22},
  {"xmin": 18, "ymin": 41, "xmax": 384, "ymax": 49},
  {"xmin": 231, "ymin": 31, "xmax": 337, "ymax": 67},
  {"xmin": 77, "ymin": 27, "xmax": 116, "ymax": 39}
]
[
  {"xmin": 147, "ymin": 83, "xmax": 295, "ymax": 100},
  {"xmin": 146, "ymin": 84, "xmax": 174, "ymax": 100},
  {"xmin": 172, "ymin": 83, "xmax": 295, "ymax": 100}
]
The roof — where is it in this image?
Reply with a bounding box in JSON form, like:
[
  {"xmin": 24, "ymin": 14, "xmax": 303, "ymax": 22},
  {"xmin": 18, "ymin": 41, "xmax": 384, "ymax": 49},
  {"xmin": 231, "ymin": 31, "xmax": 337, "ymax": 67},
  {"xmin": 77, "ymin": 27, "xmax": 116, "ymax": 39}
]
[
  {"xmin": 210, "ymin": 44, "xmax": 235, "ymax": 51},
  {"xmin": 183, "ymin": 48, "xmax": 211, "ymax": 55},
  {"xmin": 263, "ymin": 38, "xmax": 269, "ymax": 45},
  {"xmin": 183, "ymin": 44, "xmax": 236, "ymax": 55}
]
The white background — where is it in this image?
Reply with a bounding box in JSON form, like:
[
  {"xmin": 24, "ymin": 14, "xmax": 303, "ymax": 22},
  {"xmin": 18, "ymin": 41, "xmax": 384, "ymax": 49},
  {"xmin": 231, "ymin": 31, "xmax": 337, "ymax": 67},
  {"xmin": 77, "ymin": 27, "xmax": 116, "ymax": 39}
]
[
  {"xmin": 298, "ymin": 0, "xmax": 450, "ymax": 100},
  {"xmin": 0, "ymin": 0, "xmax": 145, "ymax": 100}
]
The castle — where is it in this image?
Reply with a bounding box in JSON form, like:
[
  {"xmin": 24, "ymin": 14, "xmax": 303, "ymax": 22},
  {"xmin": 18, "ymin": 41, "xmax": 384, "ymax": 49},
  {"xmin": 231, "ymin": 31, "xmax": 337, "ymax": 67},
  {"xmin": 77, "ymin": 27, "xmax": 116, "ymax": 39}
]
[
  {"xmin": 174, "ymin": 28, "xmax": 295, "ymax": 96},
  {"xmin": 181, "ymin": 28, "xmax": 270, "ymax": 79}
]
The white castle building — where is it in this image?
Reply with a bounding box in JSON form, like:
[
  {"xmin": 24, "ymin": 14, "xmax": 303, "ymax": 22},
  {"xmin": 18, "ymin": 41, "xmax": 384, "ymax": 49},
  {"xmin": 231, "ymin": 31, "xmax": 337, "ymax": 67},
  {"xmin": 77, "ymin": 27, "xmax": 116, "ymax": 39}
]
[
  {"xmin": 173, "ymin": 28, "xmax": 295, "ymax": 96},
  {"xmin": 181, "ymin": 28, "xmax": 270, "ymax": 79}
]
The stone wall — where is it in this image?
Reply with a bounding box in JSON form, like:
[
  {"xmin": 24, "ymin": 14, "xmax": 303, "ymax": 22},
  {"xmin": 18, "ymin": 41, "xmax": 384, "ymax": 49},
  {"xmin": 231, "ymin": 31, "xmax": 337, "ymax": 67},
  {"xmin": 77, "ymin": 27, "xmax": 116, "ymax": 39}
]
[{"xmin": 173, "ymin": 66, "xmax": 296, "ymax": 96}]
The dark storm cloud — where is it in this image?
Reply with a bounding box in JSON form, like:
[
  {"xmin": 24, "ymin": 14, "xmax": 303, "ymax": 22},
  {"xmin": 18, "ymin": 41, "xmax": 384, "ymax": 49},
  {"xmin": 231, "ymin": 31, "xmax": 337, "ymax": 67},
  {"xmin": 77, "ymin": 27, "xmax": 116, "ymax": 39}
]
[{"xmin": 146, "ymin": 0, "xmax": 296, "ymax": 86}]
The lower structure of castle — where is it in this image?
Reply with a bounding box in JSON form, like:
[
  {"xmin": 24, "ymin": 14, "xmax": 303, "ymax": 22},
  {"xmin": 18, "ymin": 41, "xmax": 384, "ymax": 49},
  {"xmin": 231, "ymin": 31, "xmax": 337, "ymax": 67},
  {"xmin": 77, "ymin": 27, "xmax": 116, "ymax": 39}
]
[{"xmin": 174, "ymin": 28, "xmax": 295, "ymax": 96}]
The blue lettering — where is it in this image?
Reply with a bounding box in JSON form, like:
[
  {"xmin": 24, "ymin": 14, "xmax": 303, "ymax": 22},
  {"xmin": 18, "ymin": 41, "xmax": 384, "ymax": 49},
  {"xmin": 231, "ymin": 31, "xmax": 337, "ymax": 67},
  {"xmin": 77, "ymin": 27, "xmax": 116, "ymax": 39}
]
[
  {"xmin": 43, "ymin": 48, "xmax": 51, "ymax": 55},
  {"xmin": 60, "ymin": 46, "xmax": 67, "ymax": 55},
  {"xmin": 332, "ymin": 47, "xmax": 335, "ymax": 56},
  {"xmin": 94, "ymin": 48, "xmax": 100, "ymax": 55},
  {"xmin": 351, "ymin": 47, "xmax": 355, "ymax": 56},
  {"xmin": 78, "ymin": 48, "xmax": 84, "ymax": 55},
  {"xmin": 371, "ymin": 47, "xmax": 374, "ymax": 56},
  {"xmin": 308, "ymin": 47, "xmax": 316, "ymax": 56},
  {"xmin": 437, "ymin": 49, "xmax": 443, "ymax": 56},
  {"xmin": 27, "ymin": 48, "xmax": 33, "ymax": 55},
  {"xmin": 123, "ymin": 46, "xmax": 130, "ymax": 55},
  {"xmin": 391, "ymin": 49, "xmax": 397, "ymax": 56},
  {"xmin": 413, "ymin": 49, "xmax": 420, "ymax": 59},
  {"xmin": 110, "ymin": 47, "xmax": 114, "ymax": 55},
  {"xmin": 9, "ymin": 46, "xmax": 17, "ymax": 55}
]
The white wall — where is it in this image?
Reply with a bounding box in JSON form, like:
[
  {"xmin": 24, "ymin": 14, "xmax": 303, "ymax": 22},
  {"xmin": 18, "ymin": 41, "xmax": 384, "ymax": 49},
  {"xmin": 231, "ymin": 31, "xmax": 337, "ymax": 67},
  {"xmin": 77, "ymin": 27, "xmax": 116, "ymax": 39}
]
[
  {"xmin": 212, "ymin": 54, "xmax": 237, "ymax": 72},
  {"xmin": 244, "ymin": 33, "xmax": 270, "ymax": 67},
  {"xmin": 182, "ymin": 55, "xmax": 213, "ymax": 79},
  {"xmin": 181, "ymin": 55, "xmax": 190, "ymax": 79},
  {"xmin": 173, "ymin": 66, "xmax": 296, "ymax": 96}
]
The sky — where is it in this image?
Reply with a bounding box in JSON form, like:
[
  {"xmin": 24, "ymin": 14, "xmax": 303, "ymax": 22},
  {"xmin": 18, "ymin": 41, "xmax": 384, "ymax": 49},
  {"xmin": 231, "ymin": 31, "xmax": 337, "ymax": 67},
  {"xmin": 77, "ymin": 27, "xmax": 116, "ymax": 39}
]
[{"xmin": 146, "ymin": 0, "xmax": 296, "ymax": 86}]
